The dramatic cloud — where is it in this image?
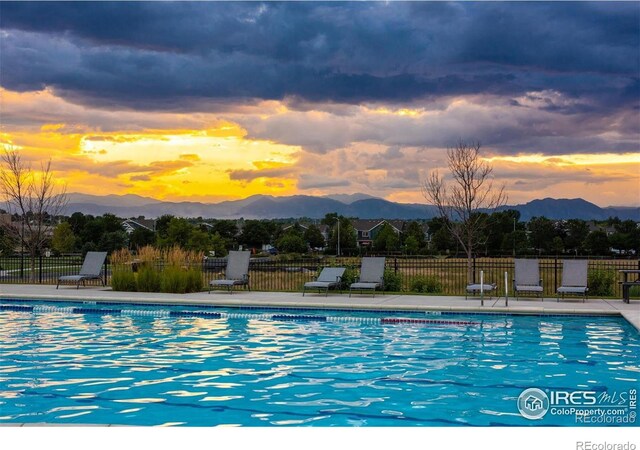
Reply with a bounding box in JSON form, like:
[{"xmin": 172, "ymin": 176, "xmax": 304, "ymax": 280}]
[
  {"xmin": 1, "ymin": 3, "xmax": 637, "ymax": 109},
  {"xmin": 1, "ymin": 2, "xmax": 638, "ymax": 206}
]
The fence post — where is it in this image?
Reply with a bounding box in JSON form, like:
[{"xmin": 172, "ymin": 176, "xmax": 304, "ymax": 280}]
[
  {"xmin": 554, "ymin": 257, "xmax": 558, "ymax": 292},
  {"xmin": 394, "ymin": 257, "xmax": 398, "ymax": 274},
  {"xmin": 20, "ymin": 253, "xmax": 24, "ymax": 280},
  {"xmin": 472, "ymin": 256, "xmax": 477, "ymax": 284},
  {"xmin": 39, "ymin": 253, "xmax": 43, "ymax": 284}
]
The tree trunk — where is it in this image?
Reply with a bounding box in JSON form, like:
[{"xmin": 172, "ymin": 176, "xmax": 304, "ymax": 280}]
[{"xmin": 466, "ymin": 250, "xmax": 473, "ymax": 285}]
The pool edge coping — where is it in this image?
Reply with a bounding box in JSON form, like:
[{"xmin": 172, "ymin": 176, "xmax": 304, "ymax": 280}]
[{"xmin": 2, "ymin": 292, "xmax": 637, "ymax": 330}]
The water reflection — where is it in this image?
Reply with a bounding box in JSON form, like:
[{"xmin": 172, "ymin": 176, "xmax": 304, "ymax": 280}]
[{"xmin": 0, "ymin": 305, "xmax": 638, "ymax": 426}]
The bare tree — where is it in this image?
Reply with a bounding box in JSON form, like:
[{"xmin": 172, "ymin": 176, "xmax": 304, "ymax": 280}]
[
  {"xmin": 422, "ymin": 140, "xmax": 507, "ymax": 284},
  {"xmin": 0, "ymin": 149, "xmax": 68, "ymax": 282}
]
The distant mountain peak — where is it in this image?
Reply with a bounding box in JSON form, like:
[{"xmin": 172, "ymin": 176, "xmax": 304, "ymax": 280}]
[
  {"xmin": 323, "ymin": 193, "xmax": 378, "ymax": 204},
  {"xmin": 64, "ymin": 194, "xmax": 640, "ymax": 221}
]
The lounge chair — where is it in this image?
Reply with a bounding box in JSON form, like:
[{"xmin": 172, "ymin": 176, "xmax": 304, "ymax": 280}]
[
  {"xmin": 349, "ymin": 257, "xmax": 385, "ymax": 297},
  {"xmin": 209, "ymin": 250, "xmax": 251, "ymax": 294},
  {"xmin": 557, "ymin": 260, "xmax": 589, "ymax": 302},
  {"xmin": 303, "ymin": 267, "xmax": 345, "ymax": 296},
  {"xmin": 514, "ymin": 259, "xmax": 544, "ymax": 300},
  {"xmin": 57, "ymin": 251, "xmax": 107, "ymax": 289}
]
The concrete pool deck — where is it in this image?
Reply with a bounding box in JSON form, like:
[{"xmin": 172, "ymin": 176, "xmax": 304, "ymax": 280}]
[{"xmin": 1, "ymin": 283, "xmax": 638, "ymax": 331}]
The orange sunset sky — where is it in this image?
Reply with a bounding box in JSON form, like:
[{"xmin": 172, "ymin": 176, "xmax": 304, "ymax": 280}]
[{"xmin": 1, "ymin": 3, "xmax": 639, "ymax": 207}]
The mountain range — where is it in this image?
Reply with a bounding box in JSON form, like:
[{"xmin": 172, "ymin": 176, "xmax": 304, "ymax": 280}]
[{"xmin": 64, "ymin": 193, "xmax": 639, "ymax": 221}]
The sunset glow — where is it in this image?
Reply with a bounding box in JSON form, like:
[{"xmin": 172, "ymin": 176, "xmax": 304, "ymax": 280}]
[{"xmin": 1, "ymin": 3, "xmax": 638, "ymax": 207}]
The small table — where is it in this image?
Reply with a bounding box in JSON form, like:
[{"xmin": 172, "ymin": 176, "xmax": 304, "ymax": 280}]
[
  {"xmin": 619, "ymin": 270, "xmax": 640, "ymax": 304},
  {"xmin": 466, "ymin": 282, "xmax": 497, "ymax": 299}
]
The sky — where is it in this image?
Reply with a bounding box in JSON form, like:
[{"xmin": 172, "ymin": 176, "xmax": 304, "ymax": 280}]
[{"xmin": 0, "ymin": 2, "xmax": 639, "ymax": 207}]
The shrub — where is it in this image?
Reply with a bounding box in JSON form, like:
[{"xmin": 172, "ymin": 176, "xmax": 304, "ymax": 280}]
[
  {"xmin": 340, "ymin": 266, "xmax": 358, "ymax": 287},
  {"xmin": 409, "ymin": 275, "xmax": 442, "ymax": 294},
  {"xmin": 185, "ymin": 268, "xmax": 203, "ymax": 293},
  {"xmin": 383, "ymin": 269, "xmax": 402, "ymax": 292},
  {"xmin": 136, "ymin": 246, "xmax": 162, "ymax": 292},
  {"xmin": 588, "ymin": 269, "xmax": 615, "ymax": 297},
  {"xmin": 111, "ymin": 269, "xmax": 137, "ymax": 291},
  {"xmin": 159, "ymin": 246, "xmax": 204, "ymax": 294},
  {"xmin": 137, "ymin": 265, "xmax": 161, "ymax": 292},
  {"xmin": 161, "ymin": 266, "xmax": 188, "ymax": 294},
  {"xmin": 110, "ymin": 248, "xmax": 136, "ymax": 292}
]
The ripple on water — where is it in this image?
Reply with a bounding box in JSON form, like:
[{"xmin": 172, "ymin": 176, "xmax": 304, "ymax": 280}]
[{"xmin": 0, "ymin": 306, "xmax": 637, "ymax": 426}]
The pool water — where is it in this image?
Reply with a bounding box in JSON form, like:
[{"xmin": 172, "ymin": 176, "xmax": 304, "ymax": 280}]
[{"xmin": 0, "ymin": 301, "xmax": 638, "ymax": 426}]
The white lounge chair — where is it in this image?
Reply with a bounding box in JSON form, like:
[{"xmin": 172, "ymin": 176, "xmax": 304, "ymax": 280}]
[
  {"xmin": 303, "ymin": 267, "xmax": 345, "ymax": 296},
  {"xmin": 57, "ymin": 251, "xmax": 107, "ymax": 289},
  {"xmin": 514, "ymin": 259, "xmax": 544, "ymax": 300},
  {"xmin": 349, "ymin": 257, "xmax": 385, "ymax": 297},
  {"xmin": 209, "ymin": 250, "xmax": 251, "ymax": 294},
  {"xmin": 557, "ymin": 260, "xmax": 589, "ymax": 302}
]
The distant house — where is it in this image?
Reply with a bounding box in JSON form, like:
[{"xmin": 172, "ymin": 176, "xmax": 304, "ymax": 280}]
[
  {"xmin": 317, "ymin": 224, "xmax": 330, "ymax": 244},
  {"xmin": 586, "ymin": 221, "xmax": 616, "ymax": 236},
  {"xmin": 351, "ymin": 219, "xmax": 403, "ymax": 248},
  {"xmin": 282, "ymin": 222, "xmax": 328, "ymax": 249},
  {"xmin": 350, "ymin": 219, "xmax": 430, "ymax": 248},
  {"xmin": 122, "ymin": 217, "xmax": 156, "ymax": 234}
]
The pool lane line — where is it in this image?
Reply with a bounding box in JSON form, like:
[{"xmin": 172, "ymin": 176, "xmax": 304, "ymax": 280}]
[{"xmin": 4, "ymin": 304, "xmax": 479, "ymax": 327}]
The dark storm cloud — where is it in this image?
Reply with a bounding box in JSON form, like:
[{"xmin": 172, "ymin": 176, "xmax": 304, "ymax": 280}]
[{"xmin": 1, "ymin": 2, "xmax": 638, "ymax": 111}]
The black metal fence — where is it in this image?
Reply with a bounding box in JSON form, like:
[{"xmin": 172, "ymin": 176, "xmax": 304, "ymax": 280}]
[{"xmin": 1, "ymin": 254, "xmax": 638, "ymax": 298}]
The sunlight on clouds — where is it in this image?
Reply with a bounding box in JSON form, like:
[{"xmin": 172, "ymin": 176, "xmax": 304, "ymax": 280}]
[
  {"xmin": 486, "ymin": 153, "xmax": 640, "ymax": 166},
  {"xmin": 1, "ymin": 87, "xmax": 637, "ymax": 206}
]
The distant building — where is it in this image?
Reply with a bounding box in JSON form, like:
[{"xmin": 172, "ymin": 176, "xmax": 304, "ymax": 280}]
[
  {"xmin": 586, "ymin": 221, "xmax": 616, "ymax": 236},
  {"xmin": 282, "ymin": 222, "xmax": 329, "ymax": 249},
  {"xmin": 122, "ymin": 217, "xmax": 156, "ymax": 234},
  {"xmin": 351, "ymin": 219, "xmax": 403, "ymax": 248},
  {"xmin": 350, "ymin": 219, "xmax": 430, "ymax": 248}
]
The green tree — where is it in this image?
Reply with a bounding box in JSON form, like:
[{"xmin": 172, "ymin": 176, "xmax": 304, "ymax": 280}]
[
  {"xmin": 564, "ymin": 219, "xmax": 589, "ymax": 254},
  {"xmin": 402, "ymin": 221, "xmax": 426, "ymax": 250},
  {"xmin": 129, "ymin": 227, "xmax": 156, "ymax": 249},
  {"xmin": 186, "ymin": 228, "xmax": 212, "ymax": 252},
  {"xmin": 0, "ymin": 227, "xmax": 16, "ymax": 255},
  {"xmin": 209, "ymin": 232, "xmax": 228, "ymax": 257},
  {"xmin": 159, "ymin": 218, "xmax": 193, "ymax": 248},
  {"xmin": 584, "ymin": 230, "xmax": 610, "ymax": 256},
  {"xmin": 98, "ymin": 230, "xmax": 128, "ymax": 253},
  {"xmin": 427, "ymin": 217, "xmax": 456, "ymax": 254},
  {"xmin": 68, "ymin": 212, "xmax": 87, "ymax": 236},
  {"xmin": 484, "ymin": 210, "xmax": 520, "ymax": 255},
  {"xmin": 373, "ymin": 223, "xmax": 400, "ymax": 252},
  {"xmin": 321, "ymin": 213, "xmax": 339, "ymax": 228},
  {"xmin": 403, "ymin": 235, "xmax": 420, "ymax": 254},
  {"xmin": 155, "ymin": 214, "xmax": 175, "ymax": 241},
  {"xmin": 500, "ymin": 229, "xmax": 528, "ymax": 255},
  {"xmin": 528, "ymin": 217, "xmax": 556, "ymax": 254},
  {"xmin": 79, "ymin": 217, "xmax": 103, "ymax": 248},
  {"xmin": 276, "ymin": 234, "xmax": 308, "ymax": 253},
  {"xmin": 51, "ymin": 222, "xmax": 76, "ymax": 254},
  {"xmin": 551, "ymin": 236, "xmax": 564, "ymax": 255},
  {"xmin": 304, "ymin": 224, "xmax": 325, "ymax": 249},
  {"xmin": 610, "ymin": 220, "xmax": 640, "ymax": 255},
  {"xmin": 100, "ymin": 213, "xmax": 125, "ymax": 233},
  {"xmin": 327, "ymin": 216, "xmax": 357, "ymax": 255},
  {"xmin": 240, "ymin": 220, "xmax": 271, "ymax": 249},
  {"xmin": 211, "ymin": 220, "xmax": 238, "ymax": 240}
]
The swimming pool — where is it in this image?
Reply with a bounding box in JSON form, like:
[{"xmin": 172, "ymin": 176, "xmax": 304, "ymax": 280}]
[{"xmin": 0, "ymin": 300, "xmax": 638, "ymax": 426}]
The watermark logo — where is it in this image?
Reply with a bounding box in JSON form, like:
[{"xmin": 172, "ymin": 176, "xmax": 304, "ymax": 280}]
[
  {"xmin": 517, "ymin": 388, "xmax": 550, "ymax": 420},
  {"xmin": 517, "ymin": 388, "xmax": 636, "ymax": 424}
]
